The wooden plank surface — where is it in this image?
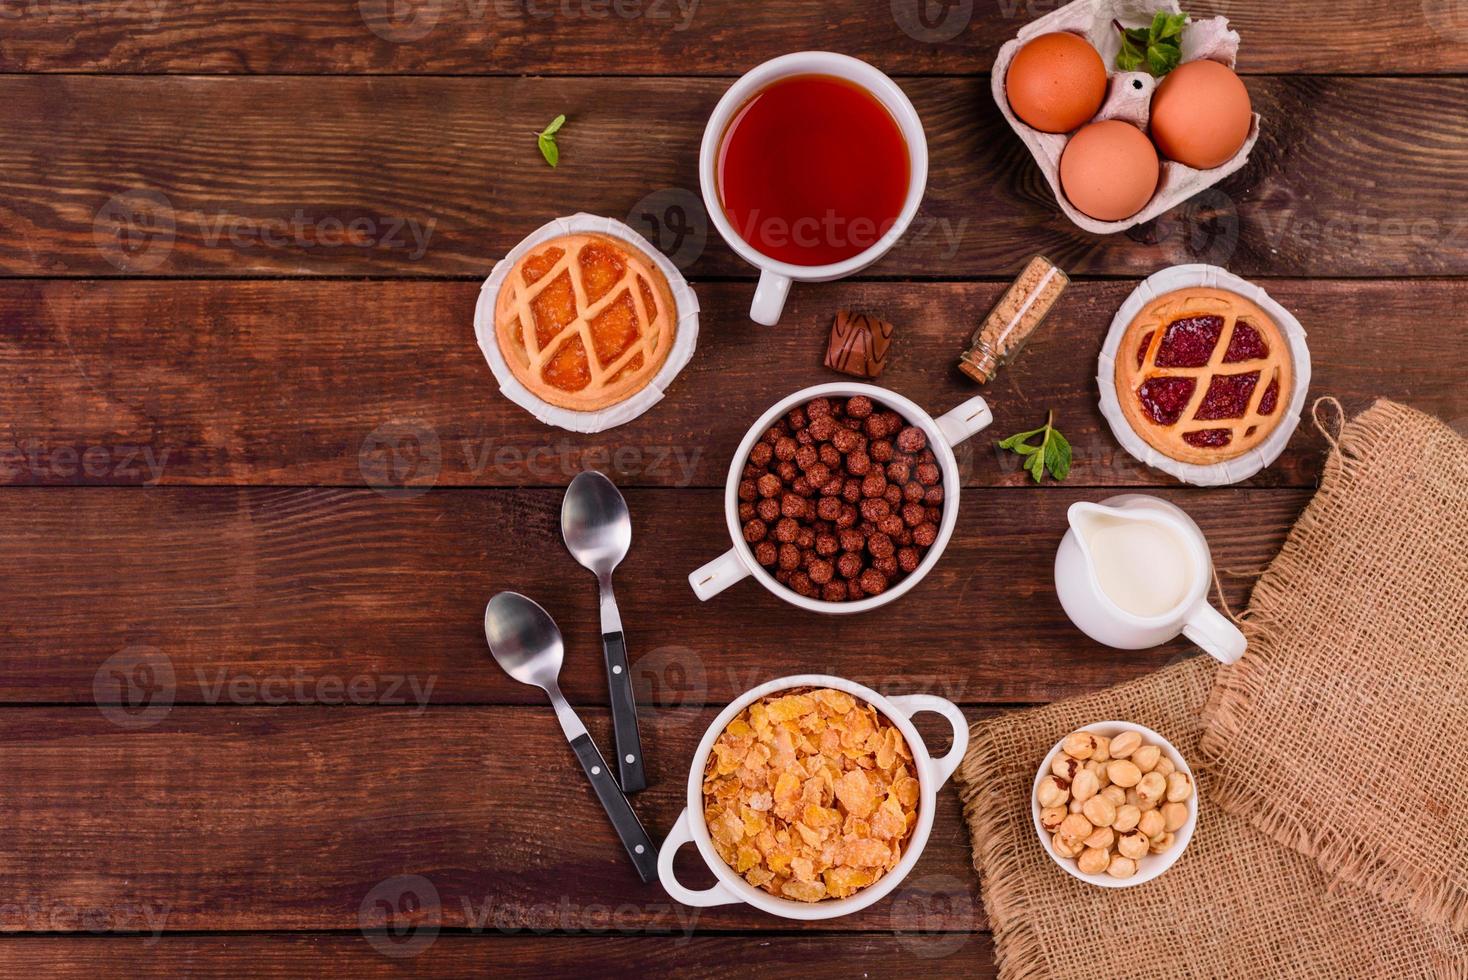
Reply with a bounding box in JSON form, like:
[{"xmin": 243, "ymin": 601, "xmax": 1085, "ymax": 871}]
[
  {"xmin": 0, "ymin": 0, "xmax": 1462, "ymax": 75},
  {"xmin": 0, "ymin": 486, "xmax": 1300, "ymax": 706},
  {"xmin": 0, "ymin": 933, "xmax": 1004, "ymax": 979},
  {"xmin": 3, "ymin": 76, "xmax": 1464, "ymax": 278},
  {"xmin": 0, "ymin": 706, "xmax": 988, "ymax": 934},
  {"xmin": 2, "ymin": 279, "xmax": 1461, "ymax": 489},
  {"xmin": 0, "ymin": 934, "xmax": 998, "ymax": 977}
]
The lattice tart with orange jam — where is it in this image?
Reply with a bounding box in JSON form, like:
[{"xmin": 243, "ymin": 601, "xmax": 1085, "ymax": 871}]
[
  {"xmin": 1114, "ymin": 287, "xmax": 1292, "ymax": 465},
  {"xmin": 494, "ymin": 232, "xmax": 677, "ymax": 412}
]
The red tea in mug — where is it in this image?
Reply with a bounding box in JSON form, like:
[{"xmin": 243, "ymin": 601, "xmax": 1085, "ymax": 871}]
[{"xmin": 716, "ymin": 74, "xmax": 910, "ymax": 267}]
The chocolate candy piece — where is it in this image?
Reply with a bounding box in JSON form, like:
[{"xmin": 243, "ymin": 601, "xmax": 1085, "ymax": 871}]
[{"xmin": 825, "ymin": 310, "xmax": 893, "ymax": 378}]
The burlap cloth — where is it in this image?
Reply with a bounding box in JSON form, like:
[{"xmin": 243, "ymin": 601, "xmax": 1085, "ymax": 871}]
[
  {"xmin": 955, "ymin": 401, "xmax": 1468, "ymax": 978},
  {"xmin": 1200, "ymin": 400, "xmax": 1468, "ymax": 931}
]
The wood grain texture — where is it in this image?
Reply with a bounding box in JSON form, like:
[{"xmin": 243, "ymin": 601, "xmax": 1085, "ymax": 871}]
[
  {"xmin": 0, "ymin": 706, "xmax": 988, "ymax": 934},
  {"xmin": 0, "ymin": 279, "xmax": 1460, "ymax": 488},
  {"xmin": 0, "ymin": 486, "xmax": 1300, "ymax": 706},
  {"xmin": 0, "ymin": 0, "xmax": 1462, "ymax": 75},
  {"xmin": 0, "ymin": 934, "xmax": 999, "ymax": 977},
  {"xmin": 2, "ymin": 76, "xmax": 1464, "ymax": 278}
]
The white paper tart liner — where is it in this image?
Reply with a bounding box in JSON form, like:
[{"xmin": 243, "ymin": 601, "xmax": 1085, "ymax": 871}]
[
  {"xmin": 991, "ymin": 0, "xmax": 1259, "ymax": 235},
  {"xmin": 473, "ymin": 212, "xmax": 701, "ymax": 433},
  {"xmin": 1098, "ymin": 264, "xmax": 1311, "ymax": 486}
]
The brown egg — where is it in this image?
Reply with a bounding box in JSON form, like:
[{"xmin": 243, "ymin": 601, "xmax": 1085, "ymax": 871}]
[
  {"xmin": 1005, "ymin": 32, "xmax": 1108, "ymax": 134},
  {"xmin": 1059, "ymin": 120, "xmax": 1160, "ymax": 222},
  {"xmin": 1150, "ymin": 60, "xmax": 1252, "ymax": 170}
]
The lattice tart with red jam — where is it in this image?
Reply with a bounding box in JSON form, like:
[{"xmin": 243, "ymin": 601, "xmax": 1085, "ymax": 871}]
[{"xmin": 1114, "ymin": 287, "xmax": 1292, "ymax": 465}]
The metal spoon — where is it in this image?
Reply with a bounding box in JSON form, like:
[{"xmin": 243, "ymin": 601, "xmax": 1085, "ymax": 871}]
[
  {"xmin": 484, "ymin": 591, "xmax": 657, "ymax": 883},
  {"xmin": 560, "ymin": 471, "xmax": 646, "ymax": 793}
]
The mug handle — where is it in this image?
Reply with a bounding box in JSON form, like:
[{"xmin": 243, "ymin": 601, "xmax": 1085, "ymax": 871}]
[
  {"xmin": 887, "ymin": 694, "xmax": 970, "ymax": 787},
  {"xmin": 1183, "ymin": 600, "xmax": 1247, "ymax": 665},
  {"xmin": 689, "ymin": 548, "xmax": 752, "ymax": 601},
  {"xmin": 750, "ymin": 269, "xmax": 792, "ymax": 326},
  {"xmin": 658, "ymin": 808, "xmax": 742, "ymax": 908},
  {"xmin": 935, "ymin": 396, "xmax": 993, "ymax": 448}
]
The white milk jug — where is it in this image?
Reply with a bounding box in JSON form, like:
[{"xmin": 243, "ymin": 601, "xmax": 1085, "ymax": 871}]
[{"xmin": 1054, "ymin": 494, "xmax": 1246, "ymax": 664}]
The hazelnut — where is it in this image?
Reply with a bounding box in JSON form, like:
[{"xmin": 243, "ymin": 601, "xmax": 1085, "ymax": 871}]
[
  {"xmin": 1108, "ymin": 760, "xmax": 1142, "ymax": 788},
  {"xmin": 1091, "ymin": 735, "xmax": 1111, "ymax": 763},
  {"xmin": 1058, "ymin": 814, "xmax": 1093, "ymax": 840},
  {"xmin": 1138, "ymin": 809, "xmax": 1166, "ymax": 839},
  {"xmin": 1106, "ymin": 855, "xmax": 1138, "ymax": 880},
  {"xmin": 1070, "ymin": 769, "xmax": 1100, "ymax": 804},
  {"xmin": 1166, "ymin": 772, "xmax": 1194, "ymax": 803},
  {"xmin": 1052, "ymin": 833, "xmax": 1084, "ymax": 859},
  {"xmin": 1078, "ymin": 847, "xmax": 1110, "ymax": 875},
  {"xmin": 1084, "ymin": 759, "xmax": 1110, "ymax": 788},
  {"xmin": 1108, "ymin": 731, "xmax": 1141, "ymax": 758},
  {"xmin": 1050, "ymin": 754, "xmax": 1081, "ymax": 782},
  {"xmin": 1162, "ymin": 801, "xmax": 1188, "ymax": 833},
  {"xmin": 1083, "ymin": 825, "xmax": 1114, "ymax": 851},
  {"xmin": 1081, "ymin": 795, "xmax": 1116, "ymax": 829},
  {"xmin": 1132, "ymin": 744, "xmax": 1162, "ymax": 773},
  {"xmin": 1136, "ymin": 771, "xmax": 1168, "ymax": 807},
  {"xmin": 1039, "ymin": 805, "xmax": 1066, "ymax": 832},
  {"xmin": 1152, "ymin": 756, "xmax": 1176, "ymax": 777},
  {"xmin": 1062, "ymin": 731, "xmax": 1098, "ymax": 760},
  {"xmin": 1112, "ymin": 804, "xmax": 1141, "ymax": 833},
  {"xmin": 1101, "ymin": 785, "xmax": 1126, "ymax": 807},
  {"xmin": 1117, "ymin": 829, "xmax": 1149, "ymax": 860},
  {"xmin": 1149, "ymin": 832, "xmax": 1176, "ymax": 854}
]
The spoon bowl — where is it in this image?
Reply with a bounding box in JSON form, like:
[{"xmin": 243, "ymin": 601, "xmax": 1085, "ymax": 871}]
[
  {"xmin": 561, "ymin": 471, "xmax": 632, "ymax": 576},
  {"xmin": 484, "ymin": 592, "xmax": 564, "ymax": 691}
]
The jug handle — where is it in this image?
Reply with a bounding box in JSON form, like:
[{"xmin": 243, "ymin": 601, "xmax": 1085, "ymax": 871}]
[{"xmin": 1183, "ymin": 600, "xmax": 1247, "ymax": 665}]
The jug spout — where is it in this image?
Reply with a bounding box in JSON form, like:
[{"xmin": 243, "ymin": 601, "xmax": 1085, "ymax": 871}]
[{"xmin": 1066, "ymin": 500, "xmax": 1131, "ymax": 539}]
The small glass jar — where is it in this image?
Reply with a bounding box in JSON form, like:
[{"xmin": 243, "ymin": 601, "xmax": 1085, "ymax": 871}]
[{"xmin": 958, "ymin": 255, "xmax": 1069, "ymax": 383}]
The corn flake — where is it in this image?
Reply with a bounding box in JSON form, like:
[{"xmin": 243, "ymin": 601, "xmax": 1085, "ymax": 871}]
[{"xmin": 702, "ymin": 687, "xmax": 920, "ymax": 902}]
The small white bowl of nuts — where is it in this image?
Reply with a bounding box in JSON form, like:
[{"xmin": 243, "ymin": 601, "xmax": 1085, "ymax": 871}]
[{"xmin": 1031, "ymin": 721, "xmax": 1197, "ymax": 888}]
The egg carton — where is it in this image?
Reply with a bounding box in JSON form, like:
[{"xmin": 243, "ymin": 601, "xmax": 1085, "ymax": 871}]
[{"xmin": 991, "ymin": 0, "xmax": 1260, "ymax": 235}]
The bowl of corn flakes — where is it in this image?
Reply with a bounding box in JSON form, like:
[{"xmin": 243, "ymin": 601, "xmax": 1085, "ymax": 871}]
[{"xmin": 657, "ymin": 674, "xmax": 968, "ymax": 918}]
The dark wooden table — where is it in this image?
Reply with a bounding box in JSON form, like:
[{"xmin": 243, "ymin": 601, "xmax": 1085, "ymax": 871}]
[{"xmin": 1, "ymin": 1, "xmax": 1464, "ymax": 975}]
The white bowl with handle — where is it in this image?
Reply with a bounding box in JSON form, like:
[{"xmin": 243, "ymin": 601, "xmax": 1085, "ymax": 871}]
[
  {"xmin": 658, "ymin": 673, "xmax": 969, "ymax": 918},
  {"xmin": 687, "ymin": 382, "xmax": 991, "ymax": 614}
]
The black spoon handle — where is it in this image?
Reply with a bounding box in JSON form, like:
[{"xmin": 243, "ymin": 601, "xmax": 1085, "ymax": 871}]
[
  {"xmin": 602, "ymin": 630, "xmax": 646, "ymax": 793},
  {"xmin": 568, "ymin": 732, "xmax": 658, "ymax": 882}
]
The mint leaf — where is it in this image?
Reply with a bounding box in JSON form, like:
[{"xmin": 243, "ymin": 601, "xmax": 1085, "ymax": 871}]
[
  {"xmin": 535, "ymin": 115, "xmax": 567, "ymax": 167},
  {"xmin": 1114, "ymin": 13, "xmax": 1187, "ymax": 77},
  {"xmin": 998, "ymin": 424, "xmax": 1046, "ymax": 451},
  {"xmin": 996, "ymin": 412, "xmax": 1073, "ymax": 483}
]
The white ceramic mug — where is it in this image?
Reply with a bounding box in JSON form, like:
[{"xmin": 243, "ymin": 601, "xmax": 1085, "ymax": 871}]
[
  {"xmin": 698, "ymin": 52, "xmax": 930, "ymax": 326},
  {"xmin": 658, "ymin": 674, "xmax": 968, "ymax": 918},
  {"xmin": 688, "ymin": 382, "xmax": 991, "ymax": 614},
  {"xmin": 1053, "ymin": 493, "xmax": 1246, "ymax": 663}
]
